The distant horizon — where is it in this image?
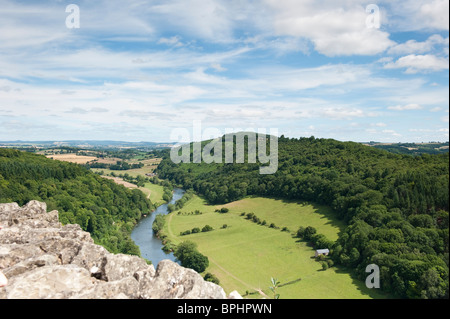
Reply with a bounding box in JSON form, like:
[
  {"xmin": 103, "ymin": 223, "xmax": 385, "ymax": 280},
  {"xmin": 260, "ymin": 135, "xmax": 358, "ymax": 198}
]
[{"xmin": 1, "ymin": 134, "xmax": 449, "ymax": 145}]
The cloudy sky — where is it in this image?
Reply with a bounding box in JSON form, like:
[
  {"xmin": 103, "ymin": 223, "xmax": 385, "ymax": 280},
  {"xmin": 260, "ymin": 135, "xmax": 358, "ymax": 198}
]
[{"xmin": 0, "ymin": 0, "xmax": 448, "ymax": 142}]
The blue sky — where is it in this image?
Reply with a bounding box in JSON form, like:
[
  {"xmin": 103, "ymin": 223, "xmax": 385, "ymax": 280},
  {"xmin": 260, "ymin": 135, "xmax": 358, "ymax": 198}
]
[{"xmin": 0, "ymin": 0, "xmax": 448, "ymax": 142}]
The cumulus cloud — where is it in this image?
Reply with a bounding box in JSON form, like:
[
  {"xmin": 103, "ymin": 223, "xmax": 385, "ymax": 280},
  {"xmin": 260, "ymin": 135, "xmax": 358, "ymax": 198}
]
[
  {"xmin": 388, "ymin": 34, "xmax": 449, "ymax": 55},
  {"xmin": 418, "ymin": 0, "xmax": 449, "ymax": 31},
  {"xmin": 264, "ymin": 0, "xmax": 395, "ymax": 56},
  {"xmin": 383, "ymin": 54, "xmax": 449, "ymax": 73},
  {"xmin": 384, "ymin": 0, "xmax": 449, "ymax": 31}
]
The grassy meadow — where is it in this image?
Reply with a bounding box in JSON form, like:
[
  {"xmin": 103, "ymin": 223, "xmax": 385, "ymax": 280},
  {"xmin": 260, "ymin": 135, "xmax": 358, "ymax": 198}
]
[
  {"xmin": 140, "ymin": 182, "xmax": 165, "ymax": 206},
  {"xmin": 162, "ymin": 194, "xmax": 388, "ymax": 299}
]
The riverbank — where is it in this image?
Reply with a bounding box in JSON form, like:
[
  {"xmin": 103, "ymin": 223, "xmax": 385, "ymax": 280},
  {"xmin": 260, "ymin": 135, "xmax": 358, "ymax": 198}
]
[{"xmin": 131, "ymin": 188, "xmax": 185, "ymax": 266}]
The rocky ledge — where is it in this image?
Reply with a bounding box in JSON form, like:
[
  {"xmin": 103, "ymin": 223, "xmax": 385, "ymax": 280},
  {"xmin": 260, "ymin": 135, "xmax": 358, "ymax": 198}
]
[{"xmin": 0, "ymin": 201, "xmax": 241, "ymax": 299}]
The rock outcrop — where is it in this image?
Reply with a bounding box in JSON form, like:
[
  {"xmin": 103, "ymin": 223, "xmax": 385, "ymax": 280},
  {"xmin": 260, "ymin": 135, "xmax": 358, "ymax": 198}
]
[{"xmin": 0, "ymin": 201, "xmax": 241, "ymax": 299}]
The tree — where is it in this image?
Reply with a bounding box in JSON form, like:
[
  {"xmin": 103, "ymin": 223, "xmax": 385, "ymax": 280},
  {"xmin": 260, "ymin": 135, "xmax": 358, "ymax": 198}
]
[
  {"xmin": 174, "ymin": 241, "xmax": 198, "ymax": 261},
  {"xmin": 183, "ymin": 251, "xmax": 209, "ymax": 273},
  {"xmin": 303, "ymin": 226, "xmax": 317, "ymax": 240},
  {"xmin": 296, "ymin": 226, "xmax": 305, "ymax": 238},
  {"xmin": 419, "ymin": 268, "xmax": 448, "ymax": 299},
  {"xmin": 174, "ymin": 241, "xmax": 209, "ymax": 273},
  {"xmin": 202, "ymin": 225, "xmax": 213, "ymax": 232}
]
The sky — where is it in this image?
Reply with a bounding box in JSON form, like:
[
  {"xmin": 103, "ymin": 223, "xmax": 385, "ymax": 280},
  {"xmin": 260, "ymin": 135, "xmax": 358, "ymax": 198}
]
[{"xmin": 0, "ymin": 0, "xmax": 448, "ymax": 143}]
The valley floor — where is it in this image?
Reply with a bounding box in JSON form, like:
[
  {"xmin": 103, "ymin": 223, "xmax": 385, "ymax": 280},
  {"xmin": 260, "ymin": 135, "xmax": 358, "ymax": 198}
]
[{"xmin": 162, "ymin": 194, "xmax": 390, "ymax": 299}]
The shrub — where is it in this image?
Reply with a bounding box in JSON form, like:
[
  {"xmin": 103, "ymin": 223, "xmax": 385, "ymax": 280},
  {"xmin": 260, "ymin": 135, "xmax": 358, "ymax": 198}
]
[
  {"xmin": 303, "ymin": 226, "xmax": 317, "ymax": 240},
  {"xmin": 296, "ymin": 226, "xmax": 305, "ymax": 238},
  {"xmin": 246, "ymin": 212, "xmax": 255, "ymax": 220},
  {"xmin": 202, "ymin": 225, "xmax": 214, "ymax": 232},
  {"xmin": 204, "ymin": 273, "xmax": 220, "ymax": 284}
]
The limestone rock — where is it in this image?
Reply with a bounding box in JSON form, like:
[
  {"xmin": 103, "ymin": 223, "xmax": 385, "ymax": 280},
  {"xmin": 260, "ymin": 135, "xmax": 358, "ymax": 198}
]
[
  {"xmin": 147, "ymin": 260, "xmax": 227, "ymax": 299},
  {"xmin": 0, "ymin": 201, "xmax": 241, "ymax": 299},
  {"xmin": 5, "ymin": 265, "xmax": 95, "ymax": 299}
]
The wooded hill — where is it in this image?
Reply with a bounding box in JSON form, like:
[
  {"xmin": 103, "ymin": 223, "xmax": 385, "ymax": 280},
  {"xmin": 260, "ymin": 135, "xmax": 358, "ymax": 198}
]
[
  {"xmin": 156, "ymin": 134, "xmax": 449, "ymax": 299},
  {"xmin": 0, "ymin": 148, "xmax": 153, "ymax": 256}
]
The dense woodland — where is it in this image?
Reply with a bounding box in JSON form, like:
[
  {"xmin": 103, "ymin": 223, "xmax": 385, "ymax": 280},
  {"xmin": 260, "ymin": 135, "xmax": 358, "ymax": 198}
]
[
  {"xmin": 156, "ymin": 134, "xmax": 449, "ymax": 299},
  {"xmin": 0, "ymin": 148, "xmax": 153, "ymax": 256},
  {"xmin": 372, "ymin": 142, "xmax": 449, "ymax": 156}
]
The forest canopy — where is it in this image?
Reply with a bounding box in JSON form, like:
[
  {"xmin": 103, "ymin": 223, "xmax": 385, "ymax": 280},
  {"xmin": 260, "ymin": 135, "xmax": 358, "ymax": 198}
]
[
  {"xmin": 156, "ymin": 134, "xmax": 449, "ymax": 299},
  {"xmin": 0, "ymin": 148, "xmax": 153, "ymax": 256}
]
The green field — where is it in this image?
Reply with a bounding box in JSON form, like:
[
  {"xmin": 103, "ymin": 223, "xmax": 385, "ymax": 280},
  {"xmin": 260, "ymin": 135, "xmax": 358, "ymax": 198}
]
[
  {"xmin": 137, "ymin": 182, "xmax": 166, "ymax": 206},
  {"xmin": 162, "ymin": 194, "xmax": 388, "ymax": 299}
]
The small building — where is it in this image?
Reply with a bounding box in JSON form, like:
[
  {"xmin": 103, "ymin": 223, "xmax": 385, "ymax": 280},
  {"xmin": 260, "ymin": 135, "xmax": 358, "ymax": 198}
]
[{"xmin": 315, "ymin": 249, "xmax": 330, "ymax": 257}]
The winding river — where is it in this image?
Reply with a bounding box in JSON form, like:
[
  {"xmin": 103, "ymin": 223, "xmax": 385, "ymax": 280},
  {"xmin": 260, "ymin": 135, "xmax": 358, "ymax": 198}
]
[{"xmin": 131, "ymin": 188, "xmax": 184, "ymax": 266}]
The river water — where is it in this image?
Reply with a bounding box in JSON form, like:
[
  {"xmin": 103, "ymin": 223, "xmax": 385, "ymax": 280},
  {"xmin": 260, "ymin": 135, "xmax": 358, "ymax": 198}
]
[{"xmin": 131, "ymin": 188, "xmax": 184, "ymax": 266}]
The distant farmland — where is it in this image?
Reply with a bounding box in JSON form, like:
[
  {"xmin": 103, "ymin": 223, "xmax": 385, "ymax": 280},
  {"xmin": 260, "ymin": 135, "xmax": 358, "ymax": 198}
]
[{"xmin": 46, "ymin": 153, "xmax": 97, "ymax": 164}]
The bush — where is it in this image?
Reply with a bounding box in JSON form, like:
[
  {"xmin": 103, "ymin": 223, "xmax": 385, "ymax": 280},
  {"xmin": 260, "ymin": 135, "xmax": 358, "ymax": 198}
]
[
  {"xmin": 191, "ymin": 227, "xmax": 200, "ymax": 233},
  {"xmin": 303, "ymin": 226, "xmax": 317, "ymax": 240},
  {"xmin": 296, "ymin": 226, "xmax": 305, "ymax": 238},
  {"xmin": 202, "ymin": 225, "xmax": 214, "ymax": 232},
  {"xmin": 152, "ymin": 215, "xmax": 165, "ymax": 235},
  {"xmin": 204, "ymin": 273, "xmax": 220, "ymax": 284}
]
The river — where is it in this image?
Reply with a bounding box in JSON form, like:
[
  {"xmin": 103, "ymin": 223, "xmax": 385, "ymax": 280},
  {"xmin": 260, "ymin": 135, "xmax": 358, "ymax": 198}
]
[{"xmin": 131, "ymin": 188, "xmax": 184, "ymax": 266}]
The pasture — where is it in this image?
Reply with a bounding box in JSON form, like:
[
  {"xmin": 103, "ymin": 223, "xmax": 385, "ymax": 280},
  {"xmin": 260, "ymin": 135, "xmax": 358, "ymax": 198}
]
[{"xmin": 162, "ymin": 194, "xmax": 387, "ymax": 299}]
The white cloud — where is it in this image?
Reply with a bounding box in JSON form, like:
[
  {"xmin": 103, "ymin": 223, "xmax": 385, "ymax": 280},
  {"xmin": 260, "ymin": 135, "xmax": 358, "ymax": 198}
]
[
  {"xmin": 319, "ymin": 107, "xmax": 369, "ymax": 120},
  {"xmin": 387, "ymin": 103, "xmax": 423, "ymax": 111},
  {"xmin": 382, "ymin": 129, "xmax": 402, "ymax": 137},
  {"xmin": 418, "ymin": 0, "xmax": 449, "ymax": 31},
  {"xmin": 371, "ymin": 122, "xmax": 387, "ymax": 127},
  {"xmin": 384, "ymin": 0, "xmax": 449, "ymax": 31},
  {"xmin": 383, "ymin": 54, "xmax": 449, "ymax": 73},
  {"xmin": 387, "ymin": 34, "xmax": 448, "ymax": 55},
  {"xmin": 264, "ymin": 0, "xmax": 395, "ymax": 56},
  {"xmin": 210, "ymin": 63, "xmax": 227, "ymax": 72},
  {"xmin": 149, "ymin": 0, "xmax": 235, "ymax": 42},
  {"xmin": 158, "ymin": 36, "xmax": 184, "ymax": 47}
]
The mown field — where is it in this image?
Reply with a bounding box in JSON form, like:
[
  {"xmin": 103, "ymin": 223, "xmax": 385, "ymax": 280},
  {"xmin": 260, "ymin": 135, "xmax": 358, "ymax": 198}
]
[
  {"xmin": 45, "ymin": 153, "xmax": 97, "ymax": 164},
  {"xmin": 162, "ymin": 194, "xmax": 389, "ymax": 299},
  {"xmin": 139, "ymin": 182, "xmax": 165, "ymax": 206}
]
